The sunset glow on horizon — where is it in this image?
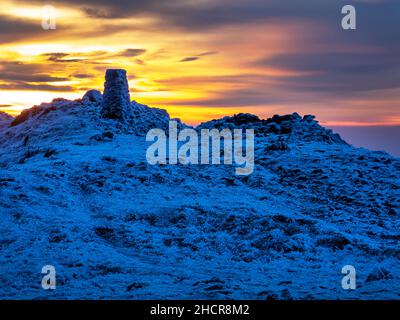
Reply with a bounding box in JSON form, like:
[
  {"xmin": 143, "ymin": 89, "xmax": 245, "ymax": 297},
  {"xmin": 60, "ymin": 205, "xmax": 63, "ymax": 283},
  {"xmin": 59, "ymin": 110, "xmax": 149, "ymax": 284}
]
[{"xmin": 1, "ymin": 0, "xmax": 399, "ymax": 125}]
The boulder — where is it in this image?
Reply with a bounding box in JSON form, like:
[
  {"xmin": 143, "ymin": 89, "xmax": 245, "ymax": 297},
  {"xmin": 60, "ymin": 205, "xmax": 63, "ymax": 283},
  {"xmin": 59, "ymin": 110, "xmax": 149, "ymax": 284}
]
[{"xmin": 83, "ymin": 90, "xmax": 102, "ymax": 104}]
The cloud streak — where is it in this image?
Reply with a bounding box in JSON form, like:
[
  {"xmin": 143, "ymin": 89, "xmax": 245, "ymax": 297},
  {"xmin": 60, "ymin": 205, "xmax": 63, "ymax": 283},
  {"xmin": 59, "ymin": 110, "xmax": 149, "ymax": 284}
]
[
  {"xmin": 179, "ymin": 57, "xmax": 199, "ymax": 62},
  {"xmin": 0, "ymin": 15, "xmax": 43, "ymax": 44}
]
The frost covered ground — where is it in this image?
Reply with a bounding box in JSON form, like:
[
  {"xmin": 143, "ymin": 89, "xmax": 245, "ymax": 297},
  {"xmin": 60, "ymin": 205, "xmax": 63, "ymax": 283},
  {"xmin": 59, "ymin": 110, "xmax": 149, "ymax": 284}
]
[{"xmin": 0, "ymin": 93, "xmax": 399, "ymax": 299}]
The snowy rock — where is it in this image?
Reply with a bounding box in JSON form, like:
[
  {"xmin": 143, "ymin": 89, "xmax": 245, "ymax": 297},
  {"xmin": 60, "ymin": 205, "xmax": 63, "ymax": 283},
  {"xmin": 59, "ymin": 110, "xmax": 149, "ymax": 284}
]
[
  {"xmin": 100, "ymin": 69, "xmax": 132, "ymax": 121},
  {"xmin": 198, "ymin": 113, "xmax": 260, "ymax": 130},
  {"xmin": 90, "ymin": 131, "xmax": 114, "ymax": 142},
  {"xmin": 303, "ymin": 115, "xmax": 315, "ymax": 122},
  {"xmin": 83, "ymin": 90, "xmax": 102, "ymax": 104},
  {"xmin": 366, "ymin": 267, "xmax": 393, "ymax": 282},
  {"xmin": 265, "ymin": 138, "xmax": 289, "ymax": 152}
]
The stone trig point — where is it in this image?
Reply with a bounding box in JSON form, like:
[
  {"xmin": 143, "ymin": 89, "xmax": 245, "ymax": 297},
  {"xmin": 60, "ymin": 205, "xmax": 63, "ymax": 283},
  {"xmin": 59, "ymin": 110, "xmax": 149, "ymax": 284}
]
[{"xmin": 100, "ymin": 69, "xmax": 132, "ymax": 121}]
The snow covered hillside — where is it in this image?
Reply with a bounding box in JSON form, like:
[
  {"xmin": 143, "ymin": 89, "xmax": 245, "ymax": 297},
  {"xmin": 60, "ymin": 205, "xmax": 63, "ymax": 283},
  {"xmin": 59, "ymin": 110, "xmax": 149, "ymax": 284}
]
[{"xmin": 0, "ymin": 72, "xmax": 399, "ymax": 300}]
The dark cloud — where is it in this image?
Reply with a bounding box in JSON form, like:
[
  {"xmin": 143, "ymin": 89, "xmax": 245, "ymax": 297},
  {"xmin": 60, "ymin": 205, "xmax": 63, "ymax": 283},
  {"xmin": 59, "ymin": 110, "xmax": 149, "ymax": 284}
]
[
  {"xmin": 19, "ymin": 0, "xmax": 399, "ymax": 60},
  {"xmin": 158, "ymin": 74, "xmax": 270, "ymax": 86},
  {"xmin": 0, "ymin": 61, "xmax": 72, "ymax": 91},
  {"xmin": 158, "ymin": 63, "xmax": 400, "ymax": 110},
  {"xmin": 23, "ymin": 0, "xmax": 397, "ymax": 33},
  {"xmin": 42, "ymin": 53, "xmax": 69, "ymax": 60},
  {"xmin": 168, "ymin": 92, "xmax": 282, "ymax": 108},
  {"xmin": 42, "ymin": 49, "xmax": 147, "ymax": 64},
  {"xmin": 8, "ymin": 0, "xmax": 396, "ymax": 65},
  {"xmin": 259, "ymin": 52, "xmax": 397, "ymax": 74},
  {"xmin": 74, "ymin": 0, "xmax": 161, "ymax": 18},
  {"xmin": 179, "ymin": 57, "xmax": 199, "ymax": 62},
  {"xmin": 0, "ymin": 61, "xmax": 69, "ymax": 82},
  {"xmin": 0, "ymin": 7, "xmax": 134, "ymax": 44},
  {"xmin": 258, "ymin": 50, "xmax": 400, "ymax": 93},
  {"xmin": 118, "ymin": 49, "xmax": 147, "ymax": 57},
  {"xmin": 71, "ymin": 73, "xmax": 92, "ymax": 79},
  {"xmin": 0, "ymin": 72, "xmax": 69, "ymax": 82},
  {"xmin": 81, "ymin": 6, "xmax": 111, "ymax": 18},
  {"xmin": 198, "ymin": 51, "xmax": 219, "ymax": 57},
  {"xmin": 159, "ymin": 74, "xmax": 305, "ymax": 107},
  {"xmin": 40, "ymin": 51, "xmax": 118, "ymax": 65},
  {"xmin": 0, "ymin": 82, "xmax": 73, "ymax": 91},
  {"xmin": 178, "ymin": 51, "xmax": 217, "ymax": 62},
  {"xmin": 0, "ymin": 15, "xmax": 42, "ymax": 44},
  {"xmin": 41, "ymin": 53, "xmax": 86, "ymax": 63}
]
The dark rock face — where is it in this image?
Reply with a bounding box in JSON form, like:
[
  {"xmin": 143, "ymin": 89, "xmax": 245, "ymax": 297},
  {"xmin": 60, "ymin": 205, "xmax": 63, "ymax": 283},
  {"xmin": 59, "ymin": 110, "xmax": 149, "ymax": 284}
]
[{"xmin": 100, "ymin": 69, "xmax": 132, "ymax": 121}]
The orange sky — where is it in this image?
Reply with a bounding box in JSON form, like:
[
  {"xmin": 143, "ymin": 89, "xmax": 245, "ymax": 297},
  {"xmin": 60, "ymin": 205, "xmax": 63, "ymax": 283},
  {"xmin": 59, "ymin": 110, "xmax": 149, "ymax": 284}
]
[{"xmin": 0, "ymin": 0, "xmax": 399, "ymax": 126}]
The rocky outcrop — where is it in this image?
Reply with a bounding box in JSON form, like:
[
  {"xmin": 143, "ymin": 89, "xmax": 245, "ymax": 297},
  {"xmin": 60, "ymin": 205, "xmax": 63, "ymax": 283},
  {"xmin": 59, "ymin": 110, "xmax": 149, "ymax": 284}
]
[
  {"xmin": 100, "ymin": 69, "xmax": 132, "ymax": 121},
  {"xmin": 198, "ymin": 112, "xmax": 347, "ymax": 145}
]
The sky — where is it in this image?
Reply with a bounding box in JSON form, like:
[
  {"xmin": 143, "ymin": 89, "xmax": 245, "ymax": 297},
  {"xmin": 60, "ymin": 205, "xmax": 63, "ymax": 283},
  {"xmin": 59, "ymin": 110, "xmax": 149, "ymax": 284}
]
[
  {"xmin": 0, "ymin": 0, "xmax": 399, "ymax": 127},
  {"xmin": 331, "ymin": 125, "xmax": 400, "ymax": 156}
]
